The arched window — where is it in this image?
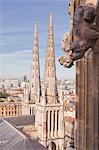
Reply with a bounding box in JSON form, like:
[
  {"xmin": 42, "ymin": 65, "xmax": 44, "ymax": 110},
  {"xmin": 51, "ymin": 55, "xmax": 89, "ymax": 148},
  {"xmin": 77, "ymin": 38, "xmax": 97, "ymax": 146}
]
[{"xmin": 51, "ymin": 142, "xmax": 56, "ymax": 150}]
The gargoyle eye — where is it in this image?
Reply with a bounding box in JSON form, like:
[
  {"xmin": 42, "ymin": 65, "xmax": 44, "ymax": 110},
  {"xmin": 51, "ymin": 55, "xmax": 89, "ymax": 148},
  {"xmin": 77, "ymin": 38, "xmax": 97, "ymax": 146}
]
[
  {"xmin": 81, "ymin": 45, "xmax": 85, "ymax": 50},
  {"xmin": 66, "ymin": 49, "xmax": 70, "ymax": 52},
  {"xmin": 66, "ymin": 61, "xmax": 70, "ymax": 63},
  {"xmin": 71, "ymin": 49, "xmax": 74, "ymax": 53}
]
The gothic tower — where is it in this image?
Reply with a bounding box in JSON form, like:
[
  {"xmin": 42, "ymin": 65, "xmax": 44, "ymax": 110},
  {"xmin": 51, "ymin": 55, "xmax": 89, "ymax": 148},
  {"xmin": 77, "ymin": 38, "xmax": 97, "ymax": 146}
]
[
  {"xmin": 44, "ymin": 13, "xmax": 58, "ymax": 104},
  {"xmin": 23, "ymin": 22, "xmax": 41, "ymax": 115},
  {"xmin": 29, "ymin": 22, "xmax": 41, "ymax": 104},
  {"xmin": 36, "ymin": 13, "xmax": 64, "ymax": 150}
]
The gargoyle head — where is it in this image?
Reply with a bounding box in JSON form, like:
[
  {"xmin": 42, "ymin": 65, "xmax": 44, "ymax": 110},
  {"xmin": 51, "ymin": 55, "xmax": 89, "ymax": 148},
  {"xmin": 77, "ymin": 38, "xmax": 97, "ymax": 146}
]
[
  {"xmin": 59, "ymin": 47, "xmax": 74, "ymax": 68},
  {"xmin": 59, "ymin": 55, "xmax": 74, "ymax": 68}
]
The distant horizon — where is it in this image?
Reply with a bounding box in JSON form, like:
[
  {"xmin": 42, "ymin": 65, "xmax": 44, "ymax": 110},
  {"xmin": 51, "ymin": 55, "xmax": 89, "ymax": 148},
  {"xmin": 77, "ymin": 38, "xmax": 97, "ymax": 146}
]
[
  {"xmin": 0, "ymin": 0, "xmax": 75, "ymax": 80},
  {"xmin": 0, "ymin": 77, "xmax": 75, "ymax": 81}
]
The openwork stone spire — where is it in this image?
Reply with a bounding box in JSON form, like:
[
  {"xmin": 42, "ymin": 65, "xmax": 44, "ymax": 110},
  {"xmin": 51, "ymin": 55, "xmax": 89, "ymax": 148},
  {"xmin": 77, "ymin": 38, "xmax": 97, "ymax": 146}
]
[
  {"xmin": 44, "ymin": 13, "xmax": 58, "ymax": 104},
  {"xmin": 29, "ymin": 22, "xmax": 41, "ymax": 103}
]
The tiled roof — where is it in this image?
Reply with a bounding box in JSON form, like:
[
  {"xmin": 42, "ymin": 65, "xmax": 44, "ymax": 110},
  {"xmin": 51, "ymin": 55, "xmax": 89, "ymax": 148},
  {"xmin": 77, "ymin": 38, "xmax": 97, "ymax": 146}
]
[
  {"xmin": 0, "ymin": 118, "xmax": 46, "ymax": 150},
  {"xmin": 4, "ymin": 115, "xmax": 35, "ymax": 126}
]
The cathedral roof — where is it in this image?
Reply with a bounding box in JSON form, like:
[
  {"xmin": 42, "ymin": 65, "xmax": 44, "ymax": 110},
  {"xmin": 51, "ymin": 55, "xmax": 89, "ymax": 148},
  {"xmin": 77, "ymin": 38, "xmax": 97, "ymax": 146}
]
[
  {"xmin": 0, "ymin": 118, "xmax": 46, "ymax": 150},
  {"xmin": 4, "ymin": 115, "xmax": 35, "ymax": 126}
]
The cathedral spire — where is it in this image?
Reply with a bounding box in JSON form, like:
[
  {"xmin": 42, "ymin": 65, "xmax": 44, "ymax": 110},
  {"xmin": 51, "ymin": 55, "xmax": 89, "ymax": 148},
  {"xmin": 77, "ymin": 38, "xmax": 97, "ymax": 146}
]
[
  {"xmin": 49, "ymin": 12, "xmax": 53, "ymax": 28},
  {"xmin": 44, "ymin": 13, "xmax": 58, "ymax": 104},
  {"xmin": 33, "ymin": 21, "xmax": 38, "ymax": 48},
  {"xmin": 29, "ymin": 21, "xmax": 41, "ymax": 103}
]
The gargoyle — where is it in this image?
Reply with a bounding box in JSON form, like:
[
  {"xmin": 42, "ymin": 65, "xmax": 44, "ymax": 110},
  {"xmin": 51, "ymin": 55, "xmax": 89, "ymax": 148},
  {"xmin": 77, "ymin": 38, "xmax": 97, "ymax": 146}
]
[
  {"xmin": 59, "ymin": 40, "xmax": 86, "ymax": 68},
  {"xmin": 59, "ymin": 33, "xmax": 74, "ymax": 68},
  {"xmin": 59, "ymin": 3, "xmax": 99, "ymax": 68}
]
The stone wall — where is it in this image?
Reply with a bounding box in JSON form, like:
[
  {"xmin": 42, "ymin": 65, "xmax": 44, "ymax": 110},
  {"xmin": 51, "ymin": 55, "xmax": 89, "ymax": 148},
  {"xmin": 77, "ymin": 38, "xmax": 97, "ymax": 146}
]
[{"xmin": 71, "ymin": 0, "xmax": 99, "ymax": 149}]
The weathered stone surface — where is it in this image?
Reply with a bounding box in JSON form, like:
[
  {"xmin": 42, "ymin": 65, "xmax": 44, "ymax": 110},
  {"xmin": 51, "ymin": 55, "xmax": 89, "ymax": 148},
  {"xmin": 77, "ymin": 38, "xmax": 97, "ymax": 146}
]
[
  {"xmin": 75, "ymin": 1, "xmax": 99, "ymax": 150},
  {"xmin": 59, "ymin": 2, "xmax": 99, "ymax": 69},
  {"xmin": 59, "ymin": 0, "xmax": 99, "ymax": 149}
]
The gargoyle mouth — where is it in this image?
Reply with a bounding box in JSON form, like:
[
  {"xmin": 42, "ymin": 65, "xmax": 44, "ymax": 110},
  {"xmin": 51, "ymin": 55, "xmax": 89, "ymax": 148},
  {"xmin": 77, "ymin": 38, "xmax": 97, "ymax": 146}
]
[
  {"xmin": 64, "ymin": 61, "xmax": 74, "ymax": 68},
  {"xmin": 59, "ymin": 57, "xmax": 74, "ymax": 68}
]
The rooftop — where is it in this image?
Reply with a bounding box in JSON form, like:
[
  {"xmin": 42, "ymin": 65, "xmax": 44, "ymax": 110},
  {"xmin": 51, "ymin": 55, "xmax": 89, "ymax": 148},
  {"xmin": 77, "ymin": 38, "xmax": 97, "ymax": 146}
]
[
  {"xmin": 4, "ymin": 115, "xmax": 35, "ymax": 126},
  {"xmin": 0, "ymin": 118, "xmax": 46, "ymax": 150}
]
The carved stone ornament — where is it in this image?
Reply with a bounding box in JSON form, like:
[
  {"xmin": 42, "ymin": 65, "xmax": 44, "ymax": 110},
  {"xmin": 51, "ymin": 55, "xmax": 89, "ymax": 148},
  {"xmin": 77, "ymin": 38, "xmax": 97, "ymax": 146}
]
[{"xmin": 59, "ymin": 3, "xmax": 99, "ymax": 68}]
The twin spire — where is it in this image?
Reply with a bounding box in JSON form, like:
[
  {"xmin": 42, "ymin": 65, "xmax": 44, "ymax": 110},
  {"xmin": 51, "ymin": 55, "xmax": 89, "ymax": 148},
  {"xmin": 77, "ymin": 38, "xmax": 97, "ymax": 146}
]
[
  {"xmin": 29, "ymin": 20, "xmax": 41, "ymax": 103},
  {"xmin": 29, "ymin": 13, "xmax": 58, "ymax": 104}
]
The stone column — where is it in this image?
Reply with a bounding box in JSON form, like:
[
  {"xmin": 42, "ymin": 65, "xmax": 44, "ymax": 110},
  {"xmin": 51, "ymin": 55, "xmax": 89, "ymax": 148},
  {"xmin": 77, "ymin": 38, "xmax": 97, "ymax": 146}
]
[
  {"xmin": 92, "ymin": 40, "xmax": 99, "ymax": 150},
  {"xmin": 76, "ymin": 49, "xmax": 94, "ymax": 149}
]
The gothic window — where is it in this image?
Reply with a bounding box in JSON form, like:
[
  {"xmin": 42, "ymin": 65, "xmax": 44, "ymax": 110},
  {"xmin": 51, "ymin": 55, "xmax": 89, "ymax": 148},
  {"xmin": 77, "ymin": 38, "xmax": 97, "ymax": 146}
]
[
  {"xmin": 45, "ymin": 90, "xmax": 48, "ymax": 103},
  {"xmin": 57, "ymin": 110, "xmax": 59, "ymax": 131},
  {"xmin": 29, "ymin": 94, "xmax": 31, "ymax": 101},
  {"xmin": 15, "ymin": 111, "xmax": 17, "ymax": 115},
  {"xmin": 32, "ymin": 107, "xmax": 34, "ymax": 114},
  {"xmin": 53, "ymin": 111, "xmax": 55, "ymax": 131},
  {"xmin": 50, "ymin": 111, "xmax": 52, "ymax": 131},
  {"xmin": 46, "ymin": 111, "xmax": 48, "ymax": 132},
  {"xmin": 30, "ymin": 107, "xmax": 31, "ymax": 115}
]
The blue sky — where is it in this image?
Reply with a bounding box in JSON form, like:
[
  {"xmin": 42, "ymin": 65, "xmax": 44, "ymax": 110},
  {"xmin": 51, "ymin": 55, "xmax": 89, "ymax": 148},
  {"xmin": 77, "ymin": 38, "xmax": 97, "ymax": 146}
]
[{"xmin": 0, "ymin": 0, "xmax": 75, "ymax": 80}]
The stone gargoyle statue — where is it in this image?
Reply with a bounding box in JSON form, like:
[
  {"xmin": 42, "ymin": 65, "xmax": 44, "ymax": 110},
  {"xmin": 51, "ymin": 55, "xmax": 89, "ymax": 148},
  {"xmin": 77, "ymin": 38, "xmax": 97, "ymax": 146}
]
[{"xmin": 59, "ymin": 4, "xmax": 99, "ymax": 68}]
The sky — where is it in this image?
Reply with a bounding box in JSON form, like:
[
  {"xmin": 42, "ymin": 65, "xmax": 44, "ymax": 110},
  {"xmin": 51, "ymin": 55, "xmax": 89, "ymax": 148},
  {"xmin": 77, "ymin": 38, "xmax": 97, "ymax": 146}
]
[{"xmin": 0, "ymin": 0, "xmax": 75, "ymax": 80}]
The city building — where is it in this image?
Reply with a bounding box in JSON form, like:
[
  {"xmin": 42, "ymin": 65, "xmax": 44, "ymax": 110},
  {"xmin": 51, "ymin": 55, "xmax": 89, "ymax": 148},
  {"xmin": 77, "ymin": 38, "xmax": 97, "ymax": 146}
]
[
  {"xmin": 64, "ymin": 116, "xmax": 75, "ymax": 150},
  {"xmin": 0, "ymin": 102, "xmax": 22, "ymax": 117},
  {"xmin": 0, "ymin": 79, "xmax": 20, "ymax": 89}
]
